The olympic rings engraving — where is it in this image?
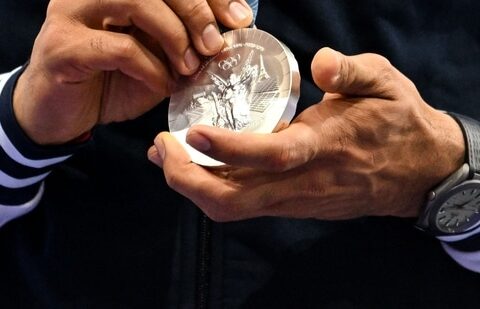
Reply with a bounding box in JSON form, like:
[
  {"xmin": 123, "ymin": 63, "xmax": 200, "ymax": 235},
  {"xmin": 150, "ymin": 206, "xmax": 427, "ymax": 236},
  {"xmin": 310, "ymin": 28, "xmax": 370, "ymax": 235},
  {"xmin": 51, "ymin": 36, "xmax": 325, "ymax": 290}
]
[{"xmin": 218, "ymin": 54, "xmax": 241, "ymax": 70}]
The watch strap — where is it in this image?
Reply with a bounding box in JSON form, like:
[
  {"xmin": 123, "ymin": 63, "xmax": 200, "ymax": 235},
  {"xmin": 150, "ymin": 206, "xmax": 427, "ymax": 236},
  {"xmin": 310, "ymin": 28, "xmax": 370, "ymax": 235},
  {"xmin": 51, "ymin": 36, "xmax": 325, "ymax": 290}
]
[{"xmin": 448, "ymin": 112, "xmax": 480, "ymax": 176}]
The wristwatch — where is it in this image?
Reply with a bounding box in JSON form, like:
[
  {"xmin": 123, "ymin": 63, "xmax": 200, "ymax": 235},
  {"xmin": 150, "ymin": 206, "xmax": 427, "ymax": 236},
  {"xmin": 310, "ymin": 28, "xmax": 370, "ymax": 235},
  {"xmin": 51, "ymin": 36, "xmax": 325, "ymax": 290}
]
[{"xmin": 416, "ymin": 112, "xmax": 480, "ymax": 236}]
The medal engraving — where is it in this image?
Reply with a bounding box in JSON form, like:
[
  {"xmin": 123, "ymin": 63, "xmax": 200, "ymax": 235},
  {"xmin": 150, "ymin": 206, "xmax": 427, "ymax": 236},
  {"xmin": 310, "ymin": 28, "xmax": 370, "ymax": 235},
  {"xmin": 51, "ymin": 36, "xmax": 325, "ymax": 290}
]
[{"xmin": 169, "ymin": 28, "xmax": 300, "ymax": 166}]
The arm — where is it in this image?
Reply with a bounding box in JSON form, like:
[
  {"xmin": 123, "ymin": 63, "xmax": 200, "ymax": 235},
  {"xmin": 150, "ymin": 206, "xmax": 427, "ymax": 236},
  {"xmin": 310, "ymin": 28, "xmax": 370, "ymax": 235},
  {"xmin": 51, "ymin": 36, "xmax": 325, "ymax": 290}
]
[{"xmin": 0, "ymin": 68, "xmax": 74, "ymax": 227}]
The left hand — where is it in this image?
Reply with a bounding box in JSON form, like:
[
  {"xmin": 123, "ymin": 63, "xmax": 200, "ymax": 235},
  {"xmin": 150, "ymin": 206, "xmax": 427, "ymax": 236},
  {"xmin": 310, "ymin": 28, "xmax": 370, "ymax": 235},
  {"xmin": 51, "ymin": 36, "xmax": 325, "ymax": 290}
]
[
  {"xmin": 13, "ymin": 0, "xmax": 253, "ymax": 145},
  {"xmin": 149, "ymin": 47, "xmax": 465, "ymax": 222}
]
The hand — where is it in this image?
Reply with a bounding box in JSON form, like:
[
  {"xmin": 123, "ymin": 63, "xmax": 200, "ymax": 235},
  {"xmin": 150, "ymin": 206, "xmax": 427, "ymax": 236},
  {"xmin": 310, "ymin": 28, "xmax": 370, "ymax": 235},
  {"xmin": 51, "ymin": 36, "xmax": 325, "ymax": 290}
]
[
  {"xmin": 149, "ymin": 47, "xmax": 465, "ymax": 222},
  {"xmin": 13, "ymin": 0, "xmax": 253, "ymax": 145}
]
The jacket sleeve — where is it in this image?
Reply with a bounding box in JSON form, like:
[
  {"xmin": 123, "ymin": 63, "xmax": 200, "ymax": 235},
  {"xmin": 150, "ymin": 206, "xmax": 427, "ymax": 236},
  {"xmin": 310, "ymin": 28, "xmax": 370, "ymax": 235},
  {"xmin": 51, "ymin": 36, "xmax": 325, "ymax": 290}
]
[
  {"xmin": 0, "ymin": 67, "xmax": 82, "ymax": 227},
  {"xmin": 439, "ymin": 229, "xmax": 480, "ymax": 273}
]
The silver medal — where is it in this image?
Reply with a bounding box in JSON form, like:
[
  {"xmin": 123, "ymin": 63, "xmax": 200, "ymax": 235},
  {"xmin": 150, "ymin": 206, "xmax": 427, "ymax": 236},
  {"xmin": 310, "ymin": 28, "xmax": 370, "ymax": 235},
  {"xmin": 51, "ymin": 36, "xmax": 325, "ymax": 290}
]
[{"xmin": 169, "ymin": 28, "xmax": 300, "ymax": 166}]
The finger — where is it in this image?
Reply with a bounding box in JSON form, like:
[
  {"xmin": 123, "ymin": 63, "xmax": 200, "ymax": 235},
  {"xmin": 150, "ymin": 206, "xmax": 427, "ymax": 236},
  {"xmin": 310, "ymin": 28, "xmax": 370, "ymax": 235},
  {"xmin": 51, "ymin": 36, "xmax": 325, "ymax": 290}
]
[
  {"xmin": 147, "ymin": 145, "xmax": 164, "ymax": 167},
  {"xmin": 131, "ymin": 1, "xmax": 204, "ymax": 75},
  {"xmin": 92, "ymin": 0, "xmax": 200, "ymax": 75},
  {"xmin": 154, "ymin": 132, "xmax": 210, "ymax": 199},
  {"xmin": 185, "ymin": 123, "xmax": 318, "ymax": 172},
  {"xmin": 155, "ymin": 132, "xmax": 237, "ymax": 219},
  {"xmin": 165, "ymin": 0, "xmax": 225, "ymax": 56},
  {"xmin": 68, "ymin": 29, "xmax": 170, "ymax": 93},
  {"xmin": 207, "ymin": 0, "xmax": 254, "ymax": 29},
  {"xmin": 311, "ymin": 47, "xmax": 401, "ymax": 99}
]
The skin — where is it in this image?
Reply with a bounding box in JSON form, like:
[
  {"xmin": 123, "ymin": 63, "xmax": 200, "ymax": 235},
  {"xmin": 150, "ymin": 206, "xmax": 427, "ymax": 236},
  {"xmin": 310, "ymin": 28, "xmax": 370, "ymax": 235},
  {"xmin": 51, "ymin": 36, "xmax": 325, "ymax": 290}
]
[
  {"xmin": 148, "ymin": 47, "xmax": 466, "ymax": 222},
  {"xmin": 13, "ymin": 0, "xmax": 253, "ymax": 145}
]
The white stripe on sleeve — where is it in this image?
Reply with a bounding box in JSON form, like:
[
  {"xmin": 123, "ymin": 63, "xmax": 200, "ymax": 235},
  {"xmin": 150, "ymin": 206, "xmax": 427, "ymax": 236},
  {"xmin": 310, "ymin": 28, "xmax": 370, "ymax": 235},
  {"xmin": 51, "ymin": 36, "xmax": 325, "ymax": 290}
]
[
  {"xmin": 0, "ymin": 121, "xmax": 71, "ymax": 168},
  {"xmin": 0, "ymin": 69, "xmax": 21, "ymax": 85},
  {"xmin": 0, "ymin": 169, "xmax": 50, "ymax": 189},
  {"xmin": 0, "ymin": 182, "xmax": 44, "ymax": 227},
  {"xmin": 441, "ymin": 242, "xmax": 480, "ymax": 274}
]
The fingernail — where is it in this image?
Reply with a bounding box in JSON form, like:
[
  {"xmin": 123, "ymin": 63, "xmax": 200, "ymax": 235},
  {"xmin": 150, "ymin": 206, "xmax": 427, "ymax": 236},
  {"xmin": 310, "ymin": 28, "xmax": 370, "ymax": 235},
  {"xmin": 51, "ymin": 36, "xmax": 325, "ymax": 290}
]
[
  {"xmin": 184, "ymin": 47, "xmax": 200, "ymax": 71},
  {"xmin": 187, "ymin": 131, "xmax": 211, "ymax": 152},
  {"xmin": 229, "ymin": 1, "xmax": 251, "ymax": 23},
  {"xmin": 202, "ymin": 24, "xmax": 224, "ymax": 52},
  {"xmin": 147, "ymin": 145, "xmax": 164, "ymax": 167}
]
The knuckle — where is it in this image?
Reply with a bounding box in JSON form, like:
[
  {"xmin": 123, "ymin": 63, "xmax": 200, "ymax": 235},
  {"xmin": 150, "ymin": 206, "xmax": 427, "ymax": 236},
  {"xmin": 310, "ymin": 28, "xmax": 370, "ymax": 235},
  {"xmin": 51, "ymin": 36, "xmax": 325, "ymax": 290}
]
[
  {"xmin": 399, "ymin": 75, "xmax": 420, "ymax": 96},
  {"xmin": 267, "ymin": 146, "xmax": 292, "ymax": 172},
  {"xmin": 363, "ymin": 53, "xmax": 398, "ymax": 96},
  {"xmin": 38, "ymin": 20, "xmax": 68, "ymax": 54},
  {"xmin": 370, "ymin": 53, "xmax": 392, "ymax": 68},
  {"xmin": 337, "ymin": 56, "xmax": 353, "ymax": 88},
  {"xmin": 90, "ymin": 35, "xmax": 105, "ymax": 53},
  {"xmin": 376, "ymin": 63, "xmax": 395, "ymax": 84},
  {"xmin": 205, "ymin": 191, "xmax": 241, "ymax": 222},
  {"xmin": 402, "ymin": 77, "xmax": 417, "ymax": 91},
  {"xmin": 369, "ymin": 54, "xmax": 395, "ymax": 81},
  {"xmin": 332, "ymin": 131, "xmax": 351, "ymax": 156},
  {"xmin": 164, "ymin": 172, "xmax": 183, "ymax": 190},
  {"xmin": 267, "ymin": 138, "xmax": 313, "ymax": 172},
  {"xmin": 179, "ymin": 1, "xmax": 211, "ymax": 22},
  {"xmin": 167, "ymin": 28, "xmax": 188, "ymax": 46},
  {"xmin": 115, "ymin": 37, "xmax": 140, "ymax": 59}
]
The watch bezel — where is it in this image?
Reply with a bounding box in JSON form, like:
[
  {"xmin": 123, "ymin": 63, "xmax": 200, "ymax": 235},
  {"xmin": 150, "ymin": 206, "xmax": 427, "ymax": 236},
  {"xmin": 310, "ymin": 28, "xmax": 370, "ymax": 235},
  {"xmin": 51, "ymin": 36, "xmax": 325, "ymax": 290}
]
[{"xmin": 427, "ymin": 179, "xmax": 480, "ymax": 236}]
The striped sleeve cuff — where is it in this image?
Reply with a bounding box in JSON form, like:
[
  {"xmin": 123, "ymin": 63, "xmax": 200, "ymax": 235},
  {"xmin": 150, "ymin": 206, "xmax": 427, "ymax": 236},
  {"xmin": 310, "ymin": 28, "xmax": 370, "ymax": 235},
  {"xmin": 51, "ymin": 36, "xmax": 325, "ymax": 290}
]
[
  {"xmin": 0, "ymin": 67, "xmax": 87, "ymax": 227},
  {"xmin": 438, "ymin": 229, "xmax": 480, "ymax": 273},
  {"xmin": 441, "ymin": 242, "xmax": 480, "ymax": 273}
]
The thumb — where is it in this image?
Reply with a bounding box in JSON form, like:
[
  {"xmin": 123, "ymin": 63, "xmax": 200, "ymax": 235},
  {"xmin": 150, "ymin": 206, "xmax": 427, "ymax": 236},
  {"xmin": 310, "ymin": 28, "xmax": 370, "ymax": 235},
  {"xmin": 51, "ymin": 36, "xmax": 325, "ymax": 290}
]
[
  {"xmin": 186, "ymin": 123, "xmax": 317, "ymax": 172},
  {"xmin": 150, "ymin": 132, "xmax": 192, "ymax": 168},
  {"xmin": 311, "ymin": 47, "xmax": 400, "ymax": 98},
  {"xmin": 208, "ymin": 0, "xmax": 254, "ymax": 29}
]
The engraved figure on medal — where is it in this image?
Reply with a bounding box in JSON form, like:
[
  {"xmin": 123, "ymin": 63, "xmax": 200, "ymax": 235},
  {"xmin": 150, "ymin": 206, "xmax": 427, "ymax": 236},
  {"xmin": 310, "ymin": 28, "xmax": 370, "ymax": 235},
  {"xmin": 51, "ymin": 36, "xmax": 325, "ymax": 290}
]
[
  {"xmin": 184, "ymin": 50, "xmax": 277, "ymax": 132},
  {"xmin": 169, "ymin": 28, "xmax": 300, "ymax": 166}
]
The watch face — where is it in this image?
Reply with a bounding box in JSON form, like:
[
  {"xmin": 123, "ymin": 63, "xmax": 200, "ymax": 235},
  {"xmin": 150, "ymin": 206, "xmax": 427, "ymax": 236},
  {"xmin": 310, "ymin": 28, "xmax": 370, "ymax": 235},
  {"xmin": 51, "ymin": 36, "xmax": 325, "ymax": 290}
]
[
  {"xmin": 168, "ymin": 28, "xmax": 300, "ymax": 166},
  {"xmin": 434, "ymin": 181, "xmax": 480, "ymax": 234}
]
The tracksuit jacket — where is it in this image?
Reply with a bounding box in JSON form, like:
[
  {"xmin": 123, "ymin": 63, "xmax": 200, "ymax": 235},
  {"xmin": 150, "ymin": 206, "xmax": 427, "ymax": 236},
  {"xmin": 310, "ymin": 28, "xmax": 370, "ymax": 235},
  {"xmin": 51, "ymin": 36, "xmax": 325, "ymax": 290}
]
[{"xmin": 0, "ymin": 0, "xmax": 480, "ymax": 308}]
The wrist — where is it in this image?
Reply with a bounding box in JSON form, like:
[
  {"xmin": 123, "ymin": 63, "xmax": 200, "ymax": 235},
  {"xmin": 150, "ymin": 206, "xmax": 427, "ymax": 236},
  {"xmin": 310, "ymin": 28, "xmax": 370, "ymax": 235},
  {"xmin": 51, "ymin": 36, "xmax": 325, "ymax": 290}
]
[
  {"xmin": 428, "ymin": 108, "xmax": 465, "ymax": 185},
  {"xmin": 12, "ymin": 67, "xmax": 90, "ymax": 146},
  {"xmin": 416, "ymin": 111, "xmax": 480, "ymax": 236},
  {"xmin": 0, "ymin": 66, "xmax": 85, "ymax": 161}
]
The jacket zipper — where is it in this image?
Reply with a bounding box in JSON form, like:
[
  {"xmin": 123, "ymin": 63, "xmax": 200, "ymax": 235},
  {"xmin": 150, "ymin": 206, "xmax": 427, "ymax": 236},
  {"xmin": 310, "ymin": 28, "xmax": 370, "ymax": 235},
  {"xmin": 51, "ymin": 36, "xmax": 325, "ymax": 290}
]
[{"xmin": 196, "ymin": 214, "xmax": 212, "ymax": 309}]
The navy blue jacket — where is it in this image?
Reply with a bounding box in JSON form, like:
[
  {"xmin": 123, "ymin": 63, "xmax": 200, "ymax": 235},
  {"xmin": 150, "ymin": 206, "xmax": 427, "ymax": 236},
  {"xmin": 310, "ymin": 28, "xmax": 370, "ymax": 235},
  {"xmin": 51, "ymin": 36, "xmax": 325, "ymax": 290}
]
[{"xmin": 1, "ymin": 0, "xmax": 480, "ymax": 308}]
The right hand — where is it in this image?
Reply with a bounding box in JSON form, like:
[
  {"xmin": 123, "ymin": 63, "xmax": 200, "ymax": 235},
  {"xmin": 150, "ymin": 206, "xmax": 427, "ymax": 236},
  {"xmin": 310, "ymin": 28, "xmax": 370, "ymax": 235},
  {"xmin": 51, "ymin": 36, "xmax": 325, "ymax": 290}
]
[
  {"xmin": 149, "ymin": 48, "xmax": 464, "ymax": 222},
  {"xmin": 13, "ymin": 0, "xmax": 253, "ymax": 145}
]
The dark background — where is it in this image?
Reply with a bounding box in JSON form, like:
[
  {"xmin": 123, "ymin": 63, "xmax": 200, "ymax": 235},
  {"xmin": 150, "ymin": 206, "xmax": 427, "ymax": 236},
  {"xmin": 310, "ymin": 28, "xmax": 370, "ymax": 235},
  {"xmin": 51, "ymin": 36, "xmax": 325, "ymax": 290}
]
[{"xmin": 0, "ymin": 0, "xmax": 48, "ymax": 71}]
